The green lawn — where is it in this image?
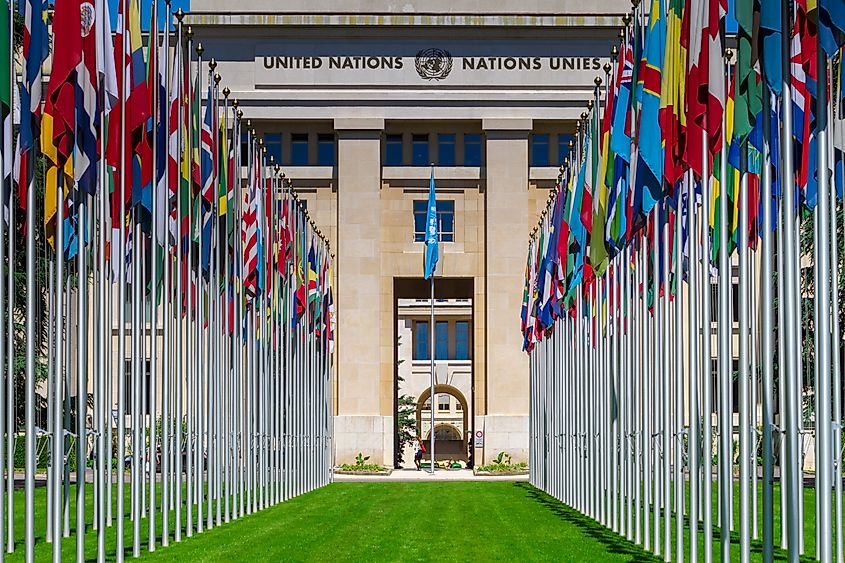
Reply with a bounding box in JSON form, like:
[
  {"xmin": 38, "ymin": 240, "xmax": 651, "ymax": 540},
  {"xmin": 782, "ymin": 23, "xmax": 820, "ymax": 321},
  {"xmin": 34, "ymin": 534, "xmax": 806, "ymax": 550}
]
[{"xmin": 1, "ymin": 480, "xmax": 828, "ymax": 561}]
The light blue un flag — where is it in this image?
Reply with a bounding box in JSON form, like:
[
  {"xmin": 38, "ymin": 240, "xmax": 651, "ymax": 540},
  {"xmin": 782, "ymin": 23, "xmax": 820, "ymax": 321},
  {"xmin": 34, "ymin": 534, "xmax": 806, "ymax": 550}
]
[{"xmin": 424, "ymin": 170, "xmax": 439, "ymax": 279}]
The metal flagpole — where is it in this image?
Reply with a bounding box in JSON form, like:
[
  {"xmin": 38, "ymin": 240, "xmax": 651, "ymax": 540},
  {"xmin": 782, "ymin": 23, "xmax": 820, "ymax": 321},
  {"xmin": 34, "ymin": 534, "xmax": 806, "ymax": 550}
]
[
  {"xmin": 675, "ymin": 179, "xmax": 684, "ymax": 563},
  {"xmin": 718, "ymin": 48, "xmax": 733, "ymax": 563},
  {"xmin": 780, "ymin": 0, "xmax": 801, "ymax": 555},
  {"xmin": 4, "ymin": 2, "xmax": 13, "ymax": 549},
  {"xmin": 701, "ymin": 125, "xmax": 714, "ymax": 563},
  {"xmin": 834, "ymin": 56, "xmax": 845, "ymax": 563},
  {"xmin": 739, "ymin": 140, "xmax": 751, "ymax": 563},
  {"xmin": 52, "ymin": 165, "xmax": 65, "ymax": 563},
  {"xmin": 116, "ymin": 0, "xmax": 129, "ymax": 557},
  {"xmin": 97, "ymin": 46, "xmax": 109, "ymax": 560},
  {"xmin": 24, "ymin": 110, "xmax": 35, "ymax": 563},
  {"xmin": 0, "ymin": 29, "xmax": 6, "ymax": 557},
  {"xmin": 132, "ymin": 135, "xmax": 143, "ymax": 560},
  {"xmin": 651, "ymin": 209, "xmax": 661, "ymax": 558},
  {"xmin": 761, "ymin": 85, "xmax": 775, "ymax": 563},
  {"xmin": 429, "ymin": 262, "xmax": 435, "ymax": 475},
  {"xmin": 77, "ymin": 189, "xmax": 89, "ymax": 563},
  {"xmin": 184, "ymin": 26, "xmax": 195, "ymax": 538},
  {"xmin": 689, "ymin": 147, "xmax": 700, "ymax": 563},
  {"xmin": 174, "ymin": 13, "xmax": 188, "ymax": 544},
  {"xmin": 148, "ymin": 0, "xmax": 162, "ymax": 550},
  {"xmin": 814, "ymin": 44, "xmax": 833, "ymax": 563}
]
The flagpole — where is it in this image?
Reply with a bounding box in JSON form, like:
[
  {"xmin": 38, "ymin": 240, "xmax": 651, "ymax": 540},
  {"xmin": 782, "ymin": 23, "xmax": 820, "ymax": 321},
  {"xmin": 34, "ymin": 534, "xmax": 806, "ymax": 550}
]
[
  {"xmin": 761, "ymin": 83, "xmax": 775, "ymax": 563},
  {"xmin": 4, "ymin": 0, "xmax": 13, "ymax": 551},
  {"xmin": 814, "ymin": 41, "xmax": 833, "ymax": 563},
  {"xmin": 51, "ymin": 168, "xmax": 65, "ymax": 563},
  {"xmin": 780, "ymin": 1, "xmax": 800, "ymax": 556},
  {"xmin": 700, "ymin": 124, "xmax": 714, "ymax": 563},
  {"xmin": 76, "ymin": 184, "xmax": 89, "ymax": 563},
  {"xmin": 149, "ymin": 0, "xmax": 164, "ymax": 550}
]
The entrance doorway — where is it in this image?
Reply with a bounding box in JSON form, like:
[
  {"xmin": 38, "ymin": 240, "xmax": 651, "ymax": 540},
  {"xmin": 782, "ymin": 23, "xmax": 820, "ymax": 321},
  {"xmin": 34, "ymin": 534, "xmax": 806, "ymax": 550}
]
[{"xmin": 393, "ymin": 278, "xmax": 474, "ymax": 469}]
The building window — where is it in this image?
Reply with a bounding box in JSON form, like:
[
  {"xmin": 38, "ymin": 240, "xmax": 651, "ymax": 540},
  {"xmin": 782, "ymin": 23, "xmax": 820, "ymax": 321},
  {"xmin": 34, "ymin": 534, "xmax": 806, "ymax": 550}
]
[
  {"xmin": 437, "ymin": 394, "xmax": 449, "ymax": 411},
  {"xmin": 317, "ymin": 133, "xmax": 336, "ymax": 166},
  {"xmin": 531, "ymin": 133, "xmax": 550, "ymax": 167},
  {"xmin": 412, "ymin": 134, "xmax": 430, "ymax": 166},
  {"xmin": 455, "ymin": 321, "xmax": 469, "ymax": 360},
  {"xmin": 435, "ymin": 321, "xmax": 449, "ymax": 360},
  {"xmin": 385, "ymin": 134, "xmax": 403, "ymax": 166},
  {"xmin": 291, "ymin": 133, "xmax": 309, "ymax": 165},
  {"xmin": 264, "ymin": 133, "xmax": 282, "ymax": 164},
  {"xmin": 414, "ymin": 321, "xmax": 430, "ymax": 360},
  {"xmin": 456, "ymin": 401, "xmax": 462, "ymax": 411},
  {"xmin": 438, "ymin": 134, "xmax": 456, "ymax": 166},
  {"xmin": 123, "ymin": 359, "xmax": 152, "ymax": 416},
  {"xmin": 464, "ymin": 133, "xmax": 482, "ymax": 166},
  {"xmin": 557, "ymin": 134, "xmax": 575, "ymax": 165},
  {"xmin": 413, "ymin": 200, "xmax": 455, "ymax": 242}
]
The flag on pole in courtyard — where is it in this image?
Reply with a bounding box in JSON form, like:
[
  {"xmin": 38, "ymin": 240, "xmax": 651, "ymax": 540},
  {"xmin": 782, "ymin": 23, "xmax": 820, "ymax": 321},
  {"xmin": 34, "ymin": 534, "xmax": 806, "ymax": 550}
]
[{"xmin": 424, "ymin": 168, "xmax": 439, "ymax": 279}]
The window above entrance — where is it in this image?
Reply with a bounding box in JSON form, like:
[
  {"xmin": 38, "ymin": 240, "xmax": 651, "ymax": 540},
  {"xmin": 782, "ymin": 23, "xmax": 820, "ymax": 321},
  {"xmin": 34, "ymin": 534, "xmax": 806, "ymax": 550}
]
[{"xmin": 413, "ymin": 200, "xmax": 454, "ymax": 242}]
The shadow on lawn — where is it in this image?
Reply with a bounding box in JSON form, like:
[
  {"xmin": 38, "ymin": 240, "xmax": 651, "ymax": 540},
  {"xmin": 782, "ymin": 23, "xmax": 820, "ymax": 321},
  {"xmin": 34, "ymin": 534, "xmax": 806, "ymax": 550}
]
[
  {"xmin": 515, "ymin": 483, "xmax": 814, "ymax": 563},
  {"xmin": 515, "ymin": 482, "xmax": 660, "ymax": 562}
]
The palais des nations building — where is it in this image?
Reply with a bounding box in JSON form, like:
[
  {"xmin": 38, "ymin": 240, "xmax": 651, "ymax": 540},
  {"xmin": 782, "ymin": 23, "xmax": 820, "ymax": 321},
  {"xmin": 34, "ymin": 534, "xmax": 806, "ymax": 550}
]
[{"xmin": 186, "ymin": 0, "xmax": 626, "ymax": 467}]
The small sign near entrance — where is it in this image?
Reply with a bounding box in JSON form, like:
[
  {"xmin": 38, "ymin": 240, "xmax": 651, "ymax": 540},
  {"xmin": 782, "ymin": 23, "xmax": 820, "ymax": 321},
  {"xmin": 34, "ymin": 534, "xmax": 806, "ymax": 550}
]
[{"xmin": 473, "ymin": 430, "xmax": 484, "ymax": 448}]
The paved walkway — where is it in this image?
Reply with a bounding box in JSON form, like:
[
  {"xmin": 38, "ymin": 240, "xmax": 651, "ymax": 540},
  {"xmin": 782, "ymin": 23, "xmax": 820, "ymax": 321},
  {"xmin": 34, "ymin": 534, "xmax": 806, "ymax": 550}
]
[{"xmin": 333, "ymin": 468, "xmax": 528, "ymax": 482}]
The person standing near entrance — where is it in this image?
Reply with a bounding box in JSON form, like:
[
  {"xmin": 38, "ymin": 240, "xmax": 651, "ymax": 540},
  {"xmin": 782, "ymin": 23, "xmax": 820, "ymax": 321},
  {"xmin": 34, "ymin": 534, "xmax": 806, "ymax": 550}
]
[{"xmin": 413, "ymin": 436, "xmax": 426, "ymax": 471}]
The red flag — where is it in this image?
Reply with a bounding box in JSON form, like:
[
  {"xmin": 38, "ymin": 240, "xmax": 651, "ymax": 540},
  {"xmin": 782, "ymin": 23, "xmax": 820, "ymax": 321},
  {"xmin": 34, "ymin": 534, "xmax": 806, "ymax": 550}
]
[{"xmin": 45, "ymin": 0, "xmax": 82, "ymax": 166}]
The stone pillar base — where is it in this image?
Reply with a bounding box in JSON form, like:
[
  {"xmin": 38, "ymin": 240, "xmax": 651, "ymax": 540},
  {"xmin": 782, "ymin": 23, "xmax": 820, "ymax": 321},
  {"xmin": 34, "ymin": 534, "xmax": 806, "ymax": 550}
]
[
  {"xmin": 333, "ymin": 415, "xmax": 393, "ymax": 467},
  {"xmin": 477, "ymin": 415, "xmax": 529, "ymax": 465}
]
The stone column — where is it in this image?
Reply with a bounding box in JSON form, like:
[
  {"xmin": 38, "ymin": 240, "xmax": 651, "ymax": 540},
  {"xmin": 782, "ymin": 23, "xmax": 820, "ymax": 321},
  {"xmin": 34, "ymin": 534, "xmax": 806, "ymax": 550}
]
[
  {"xmin": 481, "ymin": 118, "xmax": 531, "ymax": 463},
  {"xmin": 333, "ymin": 118, "xmax": 389, "ymax": 466}
]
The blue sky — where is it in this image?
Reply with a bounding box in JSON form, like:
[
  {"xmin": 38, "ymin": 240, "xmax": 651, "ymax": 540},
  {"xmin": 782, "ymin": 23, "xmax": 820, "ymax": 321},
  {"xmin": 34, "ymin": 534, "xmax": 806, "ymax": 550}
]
[{"xmin": 105, "ymin": 0, "xmax": 191, "ymax": 31}]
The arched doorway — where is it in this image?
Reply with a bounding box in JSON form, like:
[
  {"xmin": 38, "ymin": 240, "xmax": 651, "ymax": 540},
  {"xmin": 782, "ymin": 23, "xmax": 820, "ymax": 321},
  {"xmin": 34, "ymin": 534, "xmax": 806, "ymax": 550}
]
[{"xmin": 416, "ymin": 385, "xmax": 470, "ymax": 463}]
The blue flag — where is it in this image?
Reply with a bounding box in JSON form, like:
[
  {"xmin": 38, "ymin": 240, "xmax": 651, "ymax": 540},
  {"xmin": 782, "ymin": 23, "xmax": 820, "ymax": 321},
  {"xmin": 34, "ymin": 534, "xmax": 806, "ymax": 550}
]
[{"xmin": 424, "ymin": 170, "xmax": 439, "ymax": 279}]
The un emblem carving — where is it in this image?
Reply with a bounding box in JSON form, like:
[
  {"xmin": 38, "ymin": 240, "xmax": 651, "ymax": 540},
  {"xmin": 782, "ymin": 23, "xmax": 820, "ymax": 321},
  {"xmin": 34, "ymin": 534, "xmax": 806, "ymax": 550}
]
[{"xmin": 415, "ymin": 48, "xmax": 453, "ymax": 81}]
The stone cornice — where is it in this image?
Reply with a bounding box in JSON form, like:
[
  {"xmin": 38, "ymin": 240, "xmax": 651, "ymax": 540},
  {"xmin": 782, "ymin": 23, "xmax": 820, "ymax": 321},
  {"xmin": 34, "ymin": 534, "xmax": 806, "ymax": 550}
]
[{"xmin": 183, "ymin": 13, "xmax": 623, "ymax": 28}]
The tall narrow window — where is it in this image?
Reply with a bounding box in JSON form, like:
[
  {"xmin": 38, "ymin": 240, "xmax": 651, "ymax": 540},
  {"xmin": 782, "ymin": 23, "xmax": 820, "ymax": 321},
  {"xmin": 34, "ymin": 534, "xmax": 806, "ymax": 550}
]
[
  {"xmin": 557, "ymin": 133, "xmax": 574, "ymax": 165},
  {"xmin": 464, "ymin": 133, "xmax": 482, "ymax": 166},
  {"xmin": 531, "ymin": 133, "xmax": 550, "ymax": 167},
  {"xmin": 438, "ymin": 133, "xmax": 456, "ymax": 166},
  {"xmin": 265, "ymin": 133, "xmax": 282, "ymax": 164},
  {"xmin": 291, "ymin": 133, "xmax": 309, "ymax": 165},
  {"xmin": 455, "ymin": 321, "xmax": 469, "ymax": 360},
  {"xmin": 414, "ymin": 321, "xmax": 430, "ymax": 360},
  {"xmin": 435, "ymin": 321, "xmax": 449, "ymax": 360},
  {"xmin": 385, "ymin": 134, "xmax": 403, "ymax": 166},
  {"xmin": 317, "ymin": 133, "xmax": 336, "ymax": 166},
  {"xmin": 412, "ymin": 134, "xmax": 430, "ymax": 166}
]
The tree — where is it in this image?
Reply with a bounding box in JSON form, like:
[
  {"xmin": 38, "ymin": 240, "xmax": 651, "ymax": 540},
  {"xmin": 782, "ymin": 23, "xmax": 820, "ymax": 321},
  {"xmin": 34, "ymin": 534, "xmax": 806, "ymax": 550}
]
[
  {"xmin": 3, "ymin": 11, "xmax": 51, "ymax": 430},
  {"xmin": 395, "ymin": 336, "xmax": 417, "ymax": 468}
]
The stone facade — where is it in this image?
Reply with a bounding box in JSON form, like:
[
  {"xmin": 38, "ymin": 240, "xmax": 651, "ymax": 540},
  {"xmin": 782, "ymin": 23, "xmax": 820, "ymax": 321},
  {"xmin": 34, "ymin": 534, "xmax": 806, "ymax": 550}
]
[{"xmin": 188, "ymin": 0, "xmax": 628, "ymax": 466}]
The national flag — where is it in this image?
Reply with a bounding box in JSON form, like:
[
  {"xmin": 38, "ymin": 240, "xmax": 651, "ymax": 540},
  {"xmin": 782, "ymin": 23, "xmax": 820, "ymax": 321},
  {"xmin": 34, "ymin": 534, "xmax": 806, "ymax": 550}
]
[
  {"xmin": 75, "ymin": 0, "xmax": 99, "ymax": 195},
  {"xmin": 660, "ymin": 0, "xmax": 686, "ymax": 186},
  {"xmin": 19, "ymin": 0, "xmax": 48, "ymax": 155},
  {"xmin": 759, "ymin": 0, "xmax": 783, "ymax": 95},
  {"xmin": 424, "ymin": 169, "xmax": 439, "ymax": 279},
  {"xmin": 685, "ymin": 0, "xmax": 708, "ymax": 177},
  {"xmin": 635, "ymin": 0, "xmax": 666, "ymax": 221},
  {"xmin": 591, "ymin": 66, "xmax": 615, "ymax": 276},
  {"xmin": 819, "ymin": 0, "xmax": 845, "ymax": 56},
  {"xmin": 95, "ymin": 0, "xmax": 118, "ymax": 112},
  {"xmin": 200, "ymin": 83, "xmax": 215, "ymax": 274},
  {"xmin": 608, "ymin": 31, "xmax": 633, "ymax": 251},
  {"xmin": 107, "ymin": 0, "xmax": 151, "ymax": 223},
  {"xmin": 733, "ymin": 0, "xmax": 762, "ymax": 142}
]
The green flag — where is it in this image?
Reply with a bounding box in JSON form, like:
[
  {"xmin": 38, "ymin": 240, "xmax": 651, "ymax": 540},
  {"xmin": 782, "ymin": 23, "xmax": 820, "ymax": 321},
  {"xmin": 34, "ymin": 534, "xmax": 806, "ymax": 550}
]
[
  {"xmin": 0, "ymin": 0, "xmax": 9, "ymax": 113},
  {"xmin": 733, "ymin": 0, "xmax": 761, "ymax": 142}
]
